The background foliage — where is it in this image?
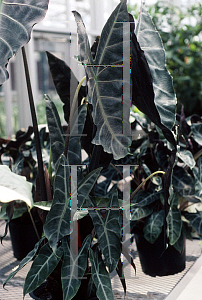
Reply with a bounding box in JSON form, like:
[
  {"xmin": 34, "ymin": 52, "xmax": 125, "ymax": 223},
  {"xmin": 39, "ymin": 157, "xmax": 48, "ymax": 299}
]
[{"xmin": 129, "ymin": 1, "xmax": 202, "ymax": 116}]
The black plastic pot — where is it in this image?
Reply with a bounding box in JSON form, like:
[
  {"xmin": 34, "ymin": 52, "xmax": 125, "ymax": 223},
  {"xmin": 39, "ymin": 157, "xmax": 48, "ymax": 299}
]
[
  {"xmin": 9, "ymin": 211, "xmax": 43, "ymax": 260},
  {"xmin": 29, "ymin": 279, "xmax": 99, "ymax": 300},
  {"xmin": 134, "ymin": 231, "xmax": 186, "ymax": 277}
]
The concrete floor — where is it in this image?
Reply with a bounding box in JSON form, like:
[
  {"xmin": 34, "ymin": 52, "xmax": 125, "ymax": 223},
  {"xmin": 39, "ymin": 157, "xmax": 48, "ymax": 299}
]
[{"xmin": 0, "ymin": 219, "xmax": 201, "ymax": 300}]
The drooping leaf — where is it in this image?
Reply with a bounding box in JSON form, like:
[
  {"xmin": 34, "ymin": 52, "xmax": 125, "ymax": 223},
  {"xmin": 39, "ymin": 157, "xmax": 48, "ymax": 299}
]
[
  {"xmin": 191, "ymin": 123, "xmax": 202, "ymax": 145},
  {"xmin": 88, "ymin": 190, "xmax": 121, "ymax": 273},
  {"xmin": 3, "ymin": 237, "xmax": 45, "ymax": 288},
  {"xmin": 68, "ymin": 103, "xmax": 87, "ymax": 165},
  {"xmin": 46, "ymin": 51, "xmax": 87, "ymax": 123},
  {"xmin": 135, "ymin": 6, "xmax": 176, "ymax": 146},
  {"xmin": 61, "ymin": 235, "xmax": 91, "ymax": 300},
  {"xmin": 143, "ymin": 210, "xmax": 164, "ymax": 244},
  {"xmin": 177, "ymin": 150, "xmax": 195, "ymax": 169},
  {"xmin": 167, "ymin": 207, "xmax": 182, "ymax": 245},
  {"xmin": 0, "ymin": 165, "xmax": 33, "ymax": 207},
  {"xmin": 45, "ymin": 95, "xmax": 65, "ymax": 170},
  {"xmin": 89, "ymin": 248, "xmax": 114, "ymax": 300},
  {"xmin": 44, "ymin": 158, "xmax": 101, "ymax": 251},
  {"xmin": 0, "ymin": 0, "xmax": 49, "ymax": 85},
  {"xmin": 131, "ymin": 189, "xmax": 163, "ymax": 207},
  {"xmin": 183, "ymin": 210, "xmax": 202, "ymax": 236},
  {"xmin": 73, "ymin": 0, "xmax": 131, "ymax": 160},
  {"xmin": 44, "ymin": 154, "xmax": 70, "ymax": 252},
  {"xmin": 23, "ymin": 243, "xmax": 63, "ymax": 297},
  {"xmin": 0, "ymin": 203, "xmax": 27, "ymax": 220}
]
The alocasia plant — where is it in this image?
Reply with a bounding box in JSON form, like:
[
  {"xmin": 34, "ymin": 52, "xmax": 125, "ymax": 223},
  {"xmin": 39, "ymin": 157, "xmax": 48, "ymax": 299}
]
[{"xmin": 3, "ymin": 0, "xmax": 202, "ymax": 299}]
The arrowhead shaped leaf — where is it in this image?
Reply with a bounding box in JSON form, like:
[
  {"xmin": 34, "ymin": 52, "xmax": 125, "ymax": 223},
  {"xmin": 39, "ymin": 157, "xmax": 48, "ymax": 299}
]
[
  {"xmin": 184, "ymin": 211, "xmax": 202, "ymax": 236},
  {"xmin": 177, "ymin": 150, "xmax": 195, "ymax": 169},
  {"xmin": 44, "ymin": 154, "xmax": 71, "ymax": 252},
  {"xmin": 135, "ymin": 5, "xmax": 176, "ymax": 145},
  {"xmin": 88, "ymin": 190, "xmax": 121, "ymax": 272},
  {"xmin": 23, "ymin": 243, "xmax": 63, "ymax": 297},
  {"xmin": 61, "ymin": 235, "xmax": 91, "ymax": 300},
  {"xmin": 44, "ymin": 161, "xmax": 101, "ymax": 251},
  {"xmin": 191, "ymin": 123, "xmax": 202, "ymax": 145},
  {"xmin": 89, "ymin": 248, "xmax": 114, "ymax": 300},
  {"xmin": 172, "ymin": 166, "xmax": 196, "ymax": 202},
  {"xmin": 131, "ymin": 206, "xmax": 153, "ymax": 221},
  {"xmin": 167, "ymin": 207, "xmax": 182, "ymax": 245},
  {"xmin": 73, "ymin": 0, "xmax": 131, "ymax": 160},
  {"xmin": 46, "ymin": 51, "xmax": 87, "ymax": 123},
  {"xmin": 0, "ymin": 0, "xmax": 49, "ymax": 85},
  {"xmin": 193, "ymin": 156, "xmax": 202, "ymax": 201},
  {"xmin": 143, "ymin": 210, "xmax": 164, "ymax": 243},
  {"xmin": 68, "ymin": 103, "xmax": 87, "ymax": 165},
  {"xmin": 131, "ymin": 189, "xmax": 163, "ymax": 207},
  {"xmin": 45, "ymin": 95, "xmax": 65, "ymax": 170},
  {"xmin": 3, "ymin": 237, "xmax": 45, "ymax": 288}
]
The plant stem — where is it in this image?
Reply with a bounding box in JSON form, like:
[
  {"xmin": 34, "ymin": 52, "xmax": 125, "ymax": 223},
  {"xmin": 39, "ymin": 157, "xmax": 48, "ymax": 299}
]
[
  {"xmin": 21, "ymin": 46, "xmax": 47, "ymax": 203},
  {"xmin": 130, "ymin": 171, "xmax": 165, "ymax": 200},
  {"xmin": 64, "ymin": 76, "xmax": 86, "ymax": 158},
  {"xmin": 27, "ymin": 205, "xmax": 40, "ymax": 241}
]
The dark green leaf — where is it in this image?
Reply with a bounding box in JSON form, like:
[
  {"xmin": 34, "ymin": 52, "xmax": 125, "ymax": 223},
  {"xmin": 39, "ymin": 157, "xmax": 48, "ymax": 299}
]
[
  {"xmin": 143, "ymin": 210, "xmax": 164, "ymax": 243},
  {"xmin": 44, "ymin": 154, "xmax": 70, "ymax": 252},
  {"xmin": 184, "ymin": 211, "xmax": 202, "ymax": 236},
  {"xmin": 45, "ymin": 95, "xmax": 65, "ymax": 170},
  {"xmin": 167, "ymin": 207, "xmax": 182, "ymax": 245},
  {"xmin": 172, "ymin": 166, "xmax": 196, "ymax": 202},
  {"xmin": 191, "ymin": 123, "xmax": 202, "ymax": 145},
  {"xmin": 177, "ymin": 150, "xmax": 195, "ymax": 169},
  {"xmin": 88, "ymin": 190, "xmax": 121, "ymax": 273},
  {"xmin": 89, "ymin": 248, "xmax": 114, "ymax": 300},
  {"xmin": 68, "ymin": 103, "xmax": 87, "ymax": 165},
  {"xmin": 131, "ymin": 206, "xmax": 153, "ymax": 221},
  {"xmin": 193, "ymin": 156, "xmax": 202, "ymax": 201},
  {"xmin": 46, "ymin": 51, "xmax": 87, "ymax": 123},
  {"xmin": 23, "ymin": 243, "xmax": 63, "ymax": 297},
  {"xmin": 73, "ymin": 0, "xmax": 131, "ymax": 160},
  {"xmin": 135, "ymin": 6, "xmax": 176, "ymax": 146},
  {"xmin": 3, "ymin": 237, "xmax": 45, "ymax": 288},
  {"xmin": 131, "ymin": 189, "xmax": 162, "ymax": 207},
  {"xmin": 0, "ymin": 0, "xmax": 49, "ymax": 85},
  {"xmin": 61, "ymin": 235, "xmax": 91, "ymax": 300}
]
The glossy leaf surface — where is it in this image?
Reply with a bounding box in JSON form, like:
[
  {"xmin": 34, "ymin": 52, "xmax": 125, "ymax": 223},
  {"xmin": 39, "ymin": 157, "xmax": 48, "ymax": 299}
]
[
  {"xmin": 23, "ymin": 243, "xmax": 63, "ymax": 296},
  {"xmin": 88, "ymin": 190, "xmax": 121, "ymax": 272},
  {"xmin": 3, "ymin": 237, "xmax": 45, "ymax": 288},
  {"xmin": 89, "ymin": 248, "xmax": 114, "ymax": 300},
  {"xmin": 68, "ymin": 103, "xmax": 87, "ymax": 165},
  {"xmin": 184, "ymin": 211, "xmax": 202, "ymax": 236},
  {"xmin": 172, "ymin": 166, "xmax": 196, "ymax": 202},
  {"xmin": 143, "ymin": 210, "xmax": 164, "ymax": 243},
  {"xmin": 73, "ymin": 0, "xmax": 131, "ymax": 160},
  {"xmin": 44, "ymin": 154, "xmax": 70, "ymax": 252},
  {"xmin": 0, "ymin": 0, "xmax": 49, "ymax": 85},
  {"xmin": 135, "ymin": 5, "xmax": 176, "ymax": 145},
  {"xmin": 45, "ymin": 95, "xmax": 65, "ymax": 170},
  {"xmin": 46, "ymin": 51, "xmax": 86, "ymax": 123},
  {"xmin": 61, "ymin": 235, "xmax": 91, "ymax": 300},
  {"xmin": 167, "ymin": 207, "xmax": 182, "ymax": 245}
]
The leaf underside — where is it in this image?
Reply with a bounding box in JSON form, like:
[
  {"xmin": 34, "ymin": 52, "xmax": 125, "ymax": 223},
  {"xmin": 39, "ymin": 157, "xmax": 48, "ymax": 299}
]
[{"xmin": 0, "ymin": 0, "xmax": 49, "ymax": 85}]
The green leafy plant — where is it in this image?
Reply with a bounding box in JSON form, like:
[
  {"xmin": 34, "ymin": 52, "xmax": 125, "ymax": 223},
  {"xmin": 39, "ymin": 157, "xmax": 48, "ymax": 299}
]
[
  {"xmin": 147, "ymin": 1, "xmax": 202, "ymax": 115},
  {"xmin": 2, "ymin": 0, "xmax": 202, "ymax": 299}
]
